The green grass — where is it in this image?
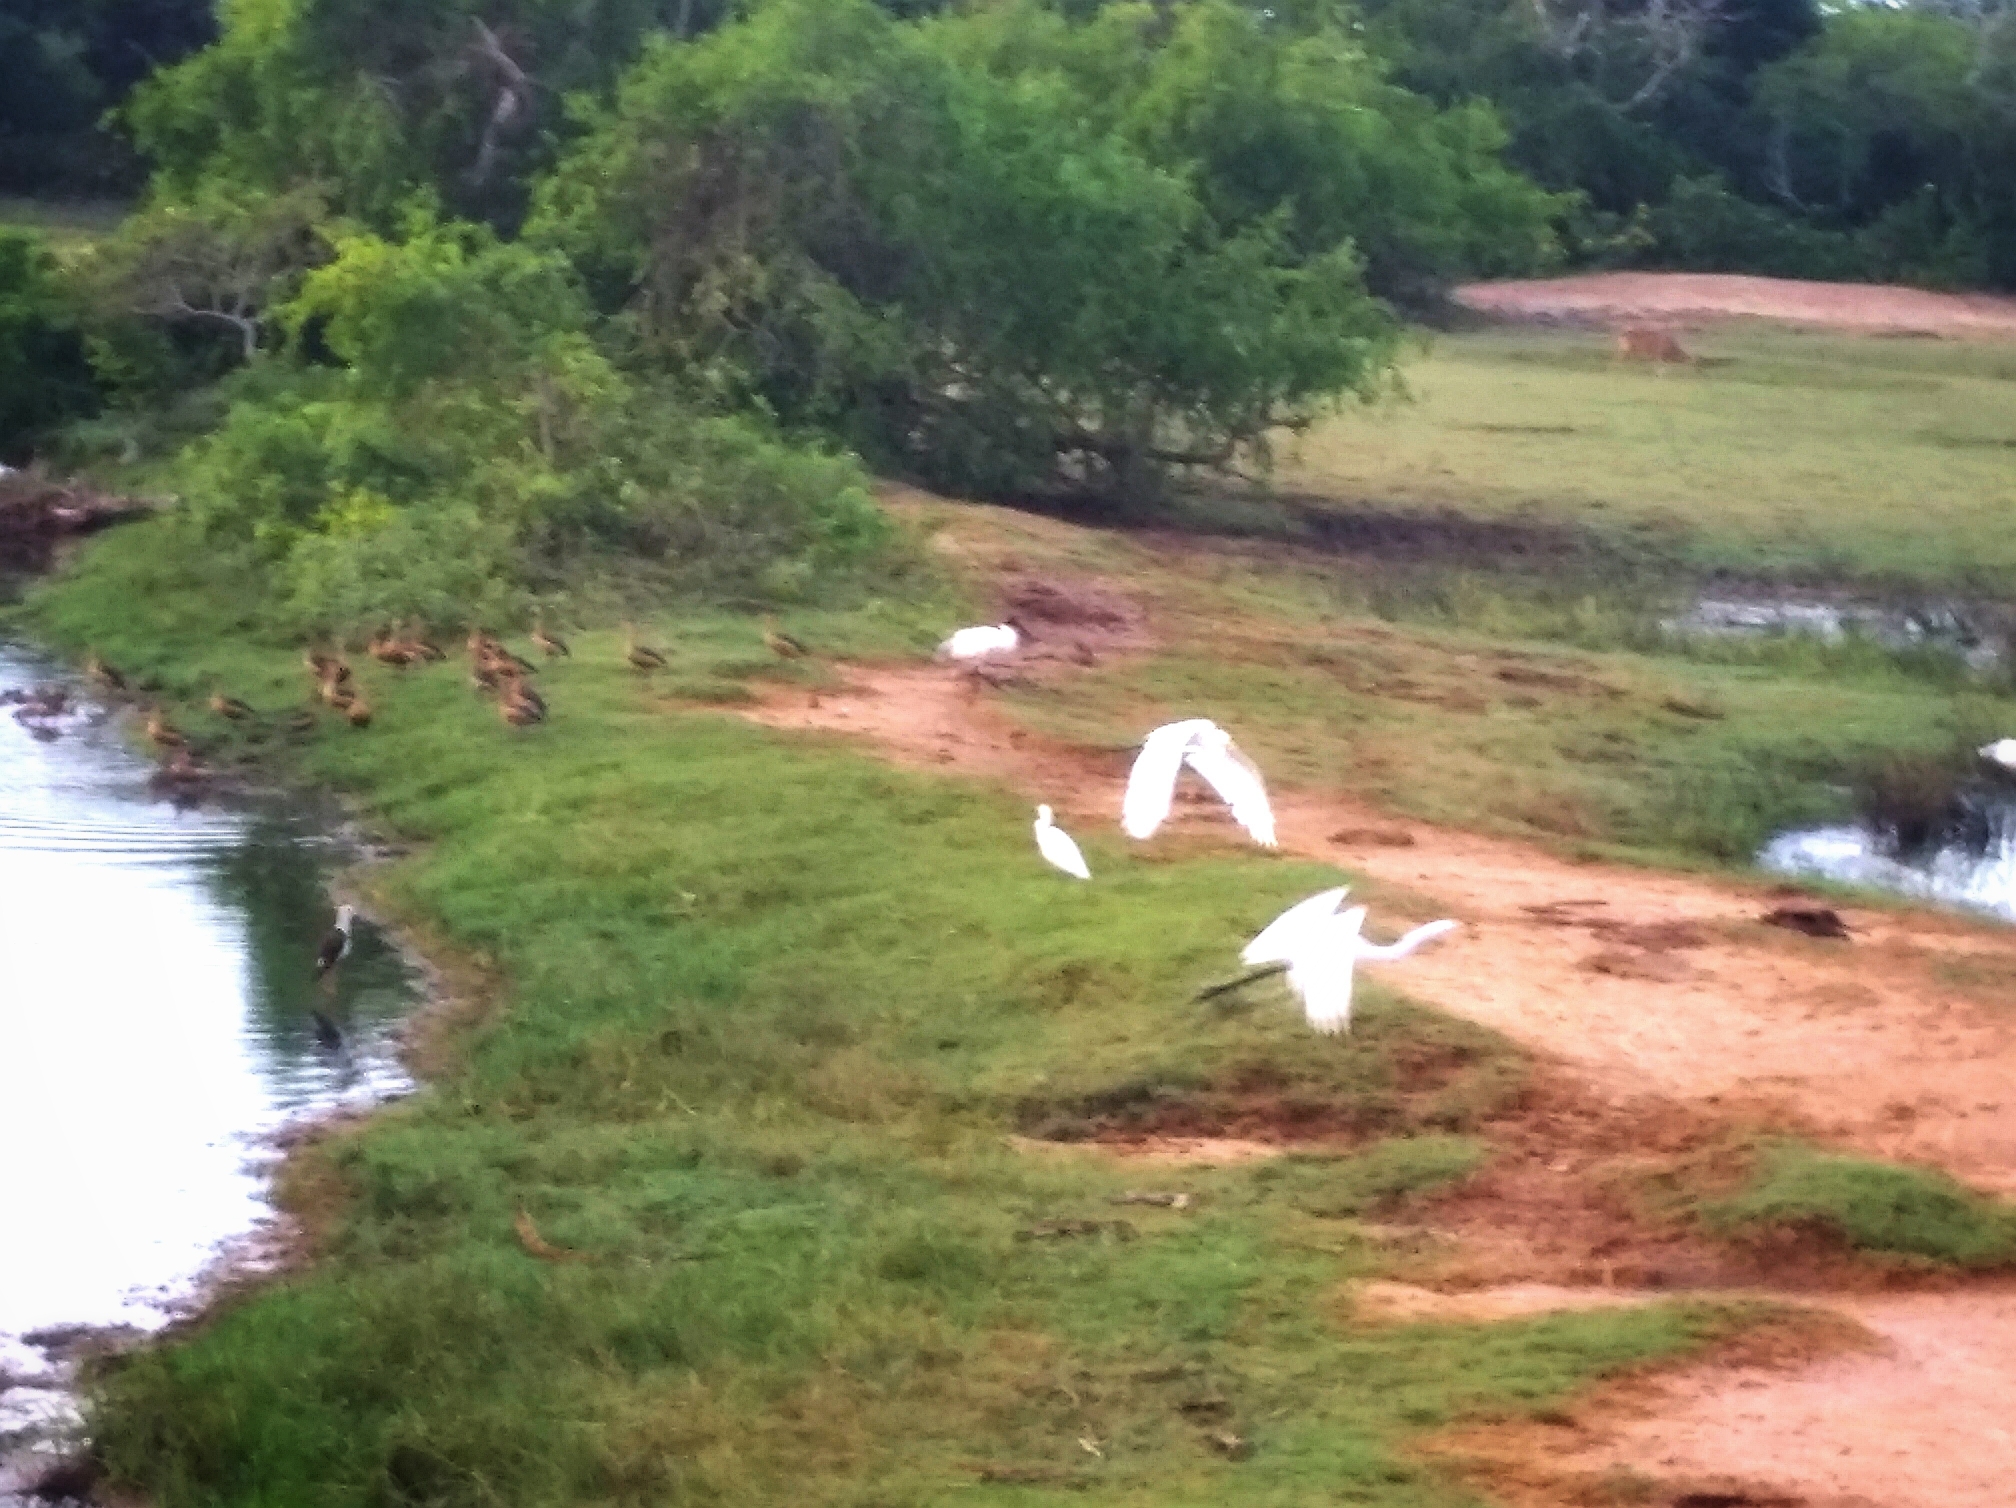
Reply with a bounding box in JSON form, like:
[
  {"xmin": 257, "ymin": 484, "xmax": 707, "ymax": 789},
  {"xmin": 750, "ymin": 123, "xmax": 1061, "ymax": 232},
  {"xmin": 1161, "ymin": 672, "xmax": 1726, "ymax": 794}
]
[
  {"xmin": 1276, "ymin": 325, "xmax": 2016, "ymax": 589},
  {"xmin": 11, "ymin": 522, "xmax": 1756, "ymax": 1508},
  {"xmin": 903, "ymin": 496, "xmax": 2013, "ymax": 864},
  {"xmin": 1703, "ymin": 1141, "xmax": 2016, "ymax": 1268},
  {"xmin": 0, "ymin": 195, "xmax": 128, "ymax": 259}
]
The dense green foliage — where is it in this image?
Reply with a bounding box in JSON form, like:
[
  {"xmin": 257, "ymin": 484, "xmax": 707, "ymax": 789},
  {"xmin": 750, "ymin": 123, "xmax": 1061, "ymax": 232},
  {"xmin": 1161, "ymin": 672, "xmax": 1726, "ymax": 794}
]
[
  {"xmin": 1367, "ymin": 0, "xmax": 2016, "ymax": 286},
  {"xmin": 12, "ymin": 0, "xmax": 1570, "ymax": 581},
  {"xmin": 537, "ymin": 0, "xmax": 1552, "ymax": 492}
]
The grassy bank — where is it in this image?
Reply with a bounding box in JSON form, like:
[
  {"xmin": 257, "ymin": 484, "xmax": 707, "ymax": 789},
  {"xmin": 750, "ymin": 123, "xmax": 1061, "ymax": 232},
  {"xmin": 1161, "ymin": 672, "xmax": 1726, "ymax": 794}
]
[
  {"xmin": 904, "ymin": 496, "xmax": 2012, "ymax": 864},
  {"xmin": 16, "ymin": 523, "xmax": 1757, "ymax": 1508},
  {"xmin": 1274, "ymin": 325, "xmax": 2016, "ymax": 590}
]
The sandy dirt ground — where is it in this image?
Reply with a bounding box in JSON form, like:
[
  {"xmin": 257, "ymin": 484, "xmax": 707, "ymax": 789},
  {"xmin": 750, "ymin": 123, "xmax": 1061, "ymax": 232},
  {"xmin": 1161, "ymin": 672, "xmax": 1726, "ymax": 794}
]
[
  {"xmin": 1456, "ymin": 271, "xmax": 2016, "ymax": 340},
  {"xmin": 723, "ymin": 659, "xmax": 2016, "ymax": 1508}
]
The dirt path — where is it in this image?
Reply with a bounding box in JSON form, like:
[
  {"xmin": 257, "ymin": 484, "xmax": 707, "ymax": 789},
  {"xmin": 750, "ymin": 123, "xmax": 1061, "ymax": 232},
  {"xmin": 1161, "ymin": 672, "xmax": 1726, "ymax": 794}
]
[
  {"xmin": 1440, "ymin": 1287, "xmax": 2016, "ymax": 1508},
  {"xmin": 729, "ymin": 661, "xmax": 2016, "ymax": 1508},
  {"xmin": 738, "ymin": 662, "xmax": 2016, "ymax": 1197},
  {"xmin": 1455, "ymin": 270, "xmax": 2016, "ymax": 340}
]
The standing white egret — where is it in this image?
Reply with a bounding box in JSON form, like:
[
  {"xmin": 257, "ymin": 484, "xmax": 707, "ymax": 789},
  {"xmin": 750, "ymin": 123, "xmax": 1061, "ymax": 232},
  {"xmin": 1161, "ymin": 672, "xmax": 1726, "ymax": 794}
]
[
  {"xmin": 1034, "ymin": 805, "xmax": 1092, "ymax": 879},
  {"xmin": 1219, "ymin": 891, "xmax": 1457, "ymax": 1034},
  {"xmin": 937, "ymin": 621, "xmax": 1023, "ymax": 661},
  {"xmin": 1121, "ymin": 719, "xmax": 1277, "ymax": 847},
  {"xmin": 1980, "ymin": 738, "xmax": 2016, "ymax": 772}
]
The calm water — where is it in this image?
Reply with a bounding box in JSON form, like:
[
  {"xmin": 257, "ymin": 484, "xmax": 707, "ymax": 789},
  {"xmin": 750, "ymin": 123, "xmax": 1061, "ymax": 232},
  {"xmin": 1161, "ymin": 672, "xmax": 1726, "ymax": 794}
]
[{"xmin": 0, "ymin": 644, "xmax": 419, "ymax": 1489}]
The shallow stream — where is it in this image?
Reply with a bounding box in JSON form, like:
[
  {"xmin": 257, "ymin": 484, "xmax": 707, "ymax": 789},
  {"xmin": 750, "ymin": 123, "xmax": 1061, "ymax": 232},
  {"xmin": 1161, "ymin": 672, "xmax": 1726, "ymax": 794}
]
[{"xmin": 0, "ymin": 643, "xmax": 420, "ymax": 1499}]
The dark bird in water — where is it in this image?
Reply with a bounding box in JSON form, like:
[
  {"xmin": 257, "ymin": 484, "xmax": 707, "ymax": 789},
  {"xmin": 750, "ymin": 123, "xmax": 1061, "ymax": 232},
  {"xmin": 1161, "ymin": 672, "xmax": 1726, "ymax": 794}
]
[
  {"xmin": 531, "ymin": 614, "xmax": 570, "ymax": 659},
  {"xmin": 210, "ymin": 689, "xmax": 255, "ymax": 721},
  {"xmin": 310, "ymin": 1009, "xmax": 343, "ymax": 1050},
  {"xmin": 762, "ymin": 615, "xmax": 808, "ymax": 660},
  {"xmin": 86, "ymin": 650, "xmax": 127, "ymax": 692},
  {"xmin": 623, "ymin": 622, "xmax": 666, "ymax": 672},
  {"xmin": 316, "ymin": 904, "xmax": 356, "ymax": 978}
]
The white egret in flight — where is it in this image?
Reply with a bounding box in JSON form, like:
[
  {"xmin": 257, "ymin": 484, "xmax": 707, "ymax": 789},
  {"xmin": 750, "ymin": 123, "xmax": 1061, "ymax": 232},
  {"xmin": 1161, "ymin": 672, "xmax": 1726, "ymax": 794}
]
[
  {"xmin": 1217, "ymin": 890, "xmax": 1457, "ymax": 1034},
  {"xmin": 1122, "ymin": 719, "xmax": 1276, "ymax": 848},
  {"xmin": 1034, "ymin": 804, "xmax": 1092, "ymax": 879}
]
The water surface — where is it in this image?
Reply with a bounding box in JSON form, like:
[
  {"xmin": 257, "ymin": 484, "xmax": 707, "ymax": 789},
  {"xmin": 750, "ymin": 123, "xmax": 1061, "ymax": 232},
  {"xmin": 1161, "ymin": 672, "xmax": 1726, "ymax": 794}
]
[{"xmin": 0, "ymin": 644, "xmax": 418, "ymax": 1488}]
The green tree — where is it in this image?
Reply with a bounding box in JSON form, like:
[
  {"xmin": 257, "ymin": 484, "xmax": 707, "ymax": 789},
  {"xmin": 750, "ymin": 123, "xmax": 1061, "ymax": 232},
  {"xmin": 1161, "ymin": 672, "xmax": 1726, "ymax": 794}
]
[{"xmin": 540, "ymin": 0, "xmax": 1550, "ymax": 495}]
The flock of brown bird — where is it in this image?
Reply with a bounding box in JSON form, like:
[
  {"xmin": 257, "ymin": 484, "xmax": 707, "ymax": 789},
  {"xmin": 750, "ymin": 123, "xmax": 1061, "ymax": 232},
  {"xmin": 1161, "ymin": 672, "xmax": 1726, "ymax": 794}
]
[{"xmin": 80, "ymin": 612, "xmax": 812, "ymax": 798}]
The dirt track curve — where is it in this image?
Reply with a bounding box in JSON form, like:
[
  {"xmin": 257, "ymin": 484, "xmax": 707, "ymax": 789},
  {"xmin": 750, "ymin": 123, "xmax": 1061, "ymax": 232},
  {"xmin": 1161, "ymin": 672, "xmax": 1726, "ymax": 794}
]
[{"xmin": 728, "ymin": 660, "xmax": 2016, "ymax": 1508}]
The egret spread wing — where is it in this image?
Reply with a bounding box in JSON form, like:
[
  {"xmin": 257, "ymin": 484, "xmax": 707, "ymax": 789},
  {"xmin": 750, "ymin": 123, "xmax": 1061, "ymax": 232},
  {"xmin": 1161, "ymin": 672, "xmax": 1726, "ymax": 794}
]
[
  {"xmin": 1242, "ymin": 885, "xmax": 1350, "ymax": 967},
  {"xmin": 1184, "ymin": 735, "xmax": 1277, "ymax": 848},
  {"xmin": 1288, "ymin": 907, "xmax": 1366, "ymax": 1034},
  {"xmin": 1122, "ymin": 720, "xmax": 1211, "ymax": 840},
  {"xmin": 1355, "ymin": 918, "xmax": 1458, "ymax": 962}
]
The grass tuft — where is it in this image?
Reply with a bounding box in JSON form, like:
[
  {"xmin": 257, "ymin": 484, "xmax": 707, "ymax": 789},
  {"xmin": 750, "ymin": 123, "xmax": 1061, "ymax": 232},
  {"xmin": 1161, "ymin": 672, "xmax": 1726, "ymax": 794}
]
[{"xmin": 1704, "ymin": 1140, "xmax": 2016, "ymax": 1268}]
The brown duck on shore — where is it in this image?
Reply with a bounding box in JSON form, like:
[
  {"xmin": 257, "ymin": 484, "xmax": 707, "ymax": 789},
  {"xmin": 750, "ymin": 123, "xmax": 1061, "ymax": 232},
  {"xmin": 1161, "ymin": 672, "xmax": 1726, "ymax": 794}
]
[
  {"xmin": 345, "ymin": 693, "xmax": 373, "ymax": 729},
  {"xmin": 85, "ymin": 650, "xmax": 127, "ymax": 693},
  {"xmin": 210, "ymin": 689, "xmax": 255, "ymax": 721},
  {"xmin": 368, "ymin": 629, "xmax": 420, "ymax": 668},
  {"xmin": 530, "ymin": 613, "xmax": 570, "ymax": 659},
  {"xmin": 144, "ymin": 706, "xmax": 186, "ymax": 749},
  {"xmin": 319, "ymin": 673, "xmax": 355, "ymax": 710},
  {"xmin": 623, "ymin": 622, "xmax": 666, "ymax": 672},
  {"xmin": 762, "ymin": 615, "xmax": 808, "ymax": 660}
]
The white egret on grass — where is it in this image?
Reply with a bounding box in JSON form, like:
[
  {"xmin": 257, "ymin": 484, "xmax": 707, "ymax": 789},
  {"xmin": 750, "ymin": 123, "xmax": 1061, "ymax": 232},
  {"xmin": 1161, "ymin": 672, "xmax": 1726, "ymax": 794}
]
[
  {"xmin": 937, "ymin": 621, "xmax": 1022, "ymax": 661},
  {"xmin": 1122, "ymin": 719, "xmax": 1276, "ymax": 848},
  {"xmin": 1980, "ymin": 738, "xmax": 2016, "ymax": 772},
  {"xmin": 1034, "ymin": 804, "xmax": 1092, "ymax": 880}
]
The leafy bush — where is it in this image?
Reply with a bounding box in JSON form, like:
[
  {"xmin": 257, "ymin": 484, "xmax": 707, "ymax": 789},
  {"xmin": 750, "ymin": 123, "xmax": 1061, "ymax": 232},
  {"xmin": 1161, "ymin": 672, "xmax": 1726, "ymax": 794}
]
[
  {"xmin": 0, "ymin": 230, "xmax": 101, "ymax": 458},
  {"xmin": 1641, "ymin": 175, "xmax": 1859, "ymax": 281},
  {"xmin": 166, "ymin": 221, "xmax": 897, "ymax": 631}
]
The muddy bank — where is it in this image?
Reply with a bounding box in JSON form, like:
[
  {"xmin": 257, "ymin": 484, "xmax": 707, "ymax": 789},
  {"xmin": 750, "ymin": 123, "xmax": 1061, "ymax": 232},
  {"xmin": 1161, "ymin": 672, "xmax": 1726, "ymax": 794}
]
[{"xmin": 0, "ymin": 475, "xmax": 148, "ymax": 574}]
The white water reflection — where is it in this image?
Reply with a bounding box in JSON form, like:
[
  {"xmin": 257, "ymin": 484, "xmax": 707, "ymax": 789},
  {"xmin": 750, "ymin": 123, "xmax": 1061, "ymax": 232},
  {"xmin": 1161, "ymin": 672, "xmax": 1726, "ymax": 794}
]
[
  {"xmin": 1760, "ymin": 822, "xmax": 2016, "ymax": 923},
  {"xmin": 0, "ymin": 644, "xmax": 416, "ymax": 1481}
]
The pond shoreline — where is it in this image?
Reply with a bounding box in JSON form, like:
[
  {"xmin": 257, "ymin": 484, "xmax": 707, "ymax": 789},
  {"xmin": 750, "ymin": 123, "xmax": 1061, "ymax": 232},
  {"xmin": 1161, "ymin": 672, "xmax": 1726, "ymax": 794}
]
[{"xmin": 0, "ymin": 639, "xmax": 450, "ymax": 1506}]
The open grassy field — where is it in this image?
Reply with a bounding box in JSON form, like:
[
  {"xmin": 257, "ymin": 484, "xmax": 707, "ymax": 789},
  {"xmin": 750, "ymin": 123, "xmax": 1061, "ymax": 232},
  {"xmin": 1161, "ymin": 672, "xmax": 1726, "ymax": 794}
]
[
  {"xmin": 1273, "ymin": 325, "xmax": 2016, "ymax": 589},
  {"xmin": 904, "ymin": 493, "xmax": 2011, "ymax": 863},
  {"xmin": 15, "ymin": 316, "xmax": 2016, "ymax": 1507},
  {"xmin": 12, "ymin": 527, "xmax": 1780, "ymax": 1508}
]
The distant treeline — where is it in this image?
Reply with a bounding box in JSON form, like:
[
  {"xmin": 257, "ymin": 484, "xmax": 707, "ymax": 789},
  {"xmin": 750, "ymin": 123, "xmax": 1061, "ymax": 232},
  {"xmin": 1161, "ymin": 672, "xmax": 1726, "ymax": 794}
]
[
  {"xmin": 5, "ymin": 0, "xmax": 2016, "ymax": 627},
  {"xmin": 6, "ymin": 0, "xmax": 2016, "ymax": 290}
]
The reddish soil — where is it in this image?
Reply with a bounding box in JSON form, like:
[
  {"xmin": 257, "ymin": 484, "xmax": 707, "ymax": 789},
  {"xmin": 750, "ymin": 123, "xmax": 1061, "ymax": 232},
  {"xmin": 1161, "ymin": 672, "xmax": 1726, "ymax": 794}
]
[
  {"xmin": 1438, "ymin": 1289, "xmax": 2016, "ymax": 1508},
  {"xmin": 732, "ymin": 661, "xmax": 2016, "ymax": 1197},
  {"xmin": 1456, "ymin": 271, "xmax": 2016, "ymax": 340},
  {"xmin": 720, "ymin": 655, "xmax": 2016, "ymax": 1508}
]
